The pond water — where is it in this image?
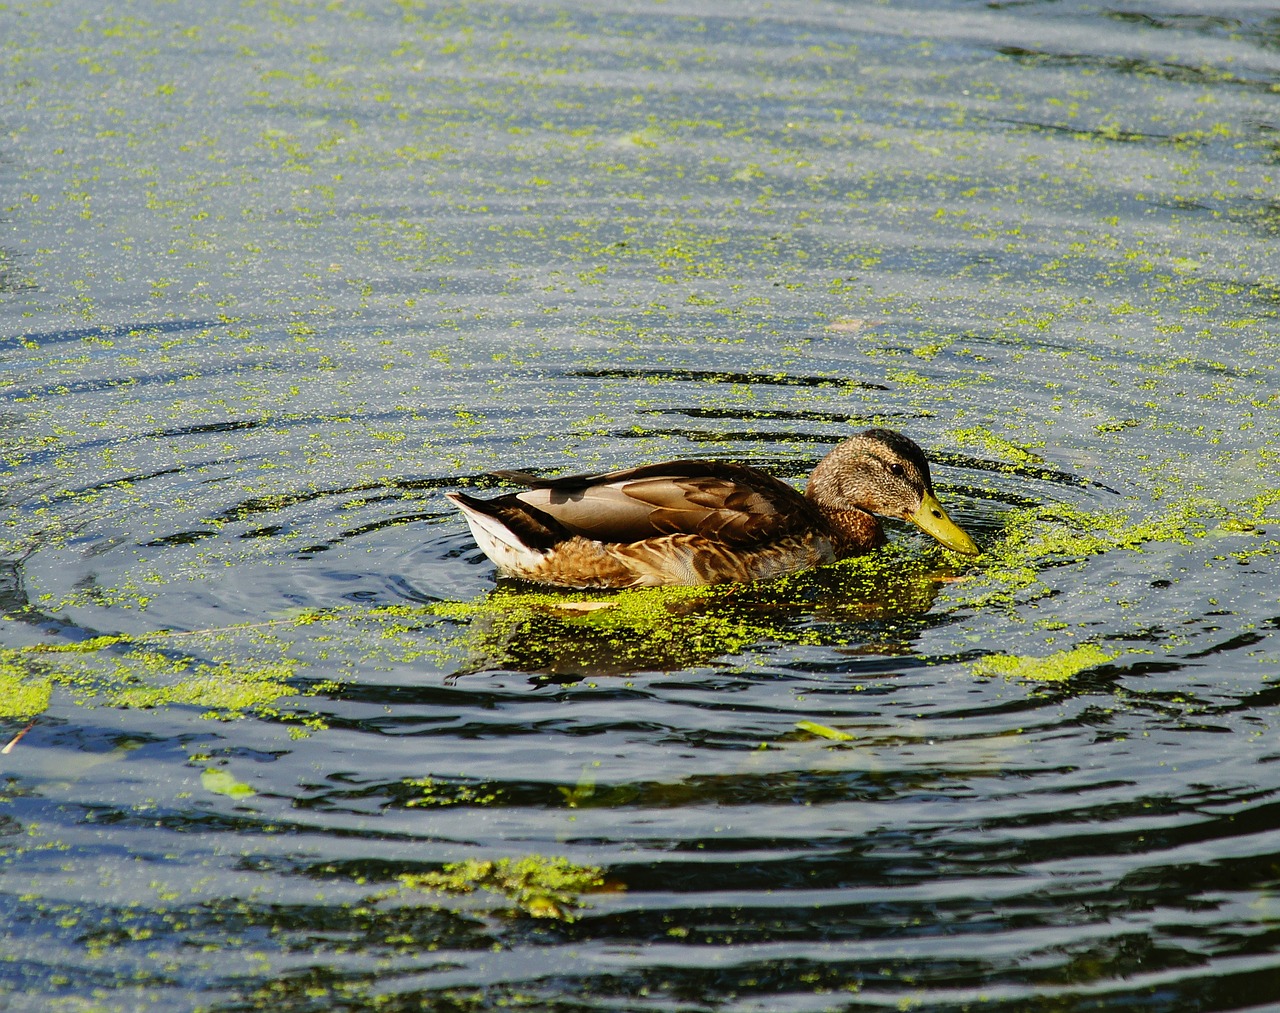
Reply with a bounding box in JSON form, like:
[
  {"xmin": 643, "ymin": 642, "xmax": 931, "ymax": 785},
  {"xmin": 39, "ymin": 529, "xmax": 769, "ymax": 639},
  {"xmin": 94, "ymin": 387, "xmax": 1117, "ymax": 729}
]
[{"xmin": 2, "ymin": 1, "xmax": 1279, "ymax": 1009}]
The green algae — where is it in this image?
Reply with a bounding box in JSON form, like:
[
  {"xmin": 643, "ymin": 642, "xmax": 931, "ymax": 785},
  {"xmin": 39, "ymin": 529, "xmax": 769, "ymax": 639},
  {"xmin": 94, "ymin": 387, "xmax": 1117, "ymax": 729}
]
[
  {"xmin": 108, "ymin": 661, "xmax": 297, "ymax": 719},
  {"xmin": 1, "ymin": 625, "xmax": 315, "ymax": 724},
  {"xmin": 947, "ymin": 427, "xmax": 1045, "ymax": 466},
  {"xmin": 0, "ymin": 660, "xmax": 52, "ymax": 719},
  {"xmin": 945, "ymin": 497, "xmax": 1227, "ymax": 610},
  {"xmin": 200, "ymin": 767, "xmax": 257, "ymax": 799},
  {"xmin": 426, "ymin": 543, "xmax": 965, "ymax": 678},
  {"xmin": 389, "ymin": 855, "xmax": 612, "ymax": 921},
  {"xmin": 972, "ymin": 643, "xmax": 1119, "ymax": 682},
  {"xmin": 404, "ymin": 776, "xmax": 502, "ymax": 809},
  {"xmin": 794, "ymin": 719, "xmax": 855, "ymax": 742},
  {"xmin": 430, "ymin": 583, "xmax": 782, "ymax": 677}
]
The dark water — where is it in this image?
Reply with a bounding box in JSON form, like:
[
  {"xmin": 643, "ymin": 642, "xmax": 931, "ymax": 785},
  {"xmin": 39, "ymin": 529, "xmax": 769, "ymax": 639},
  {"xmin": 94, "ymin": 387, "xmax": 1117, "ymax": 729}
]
[{"xmin": 2, "ymin": 1, "xmax": 1279, "ymax": 1010}]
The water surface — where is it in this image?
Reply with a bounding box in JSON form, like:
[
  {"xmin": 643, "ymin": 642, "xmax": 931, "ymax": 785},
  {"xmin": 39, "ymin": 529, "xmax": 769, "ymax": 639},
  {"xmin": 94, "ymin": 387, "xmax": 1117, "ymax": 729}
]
[{"xmin": 2, "ymin": 1, "xmax": 1279, "ymax": 1010}]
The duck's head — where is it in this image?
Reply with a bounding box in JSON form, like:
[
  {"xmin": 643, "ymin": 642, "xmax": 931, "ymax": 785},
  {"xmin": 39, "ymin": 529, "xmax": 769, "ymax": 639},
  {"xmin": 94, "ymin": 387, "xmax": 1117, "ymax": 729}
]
[{"xmin": 805, "ymin": 428, "xmax": 978, "ymax": 555}]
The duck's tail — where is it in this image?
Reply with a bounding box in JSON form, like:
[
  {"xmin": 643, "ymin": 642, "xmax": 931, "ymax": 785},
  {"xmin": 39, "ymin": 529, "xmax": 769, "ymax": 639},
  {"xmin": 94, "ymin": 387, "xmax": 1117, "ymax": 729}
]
[{"xmin": 446, "ymin": 491, "xmax": 566, "ymax": 574}]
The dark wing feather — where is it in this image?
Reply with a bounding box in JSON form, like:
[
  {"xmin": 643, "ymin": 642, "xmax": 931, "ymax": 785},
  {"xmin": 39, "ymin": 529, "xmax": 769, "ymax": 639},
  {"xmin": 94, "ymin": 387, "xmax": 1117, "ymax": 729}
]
[{"xmin": 496, "ymin": 460, "xmax": 823, "ymax": 546}]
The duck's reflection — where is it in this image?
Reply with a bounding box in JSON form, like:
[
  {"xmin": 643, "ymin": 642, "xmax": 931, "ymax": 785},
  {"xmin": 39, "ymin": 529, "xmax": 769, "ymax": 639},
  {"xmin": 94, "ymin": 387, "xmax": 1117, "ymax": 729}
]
[{"xmin": 444, "ymin": 547, "xmax": 966, "ymax": 684}]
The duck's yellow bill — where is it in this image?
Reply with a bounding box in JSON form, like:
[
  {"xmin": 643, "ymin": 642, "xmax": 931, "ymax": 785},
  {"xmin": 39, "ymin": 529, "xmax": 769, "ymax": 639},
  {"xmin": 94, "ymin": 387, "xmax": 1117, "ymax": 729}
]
[{"xmin": 910, "ymin": 491, "xmax": 979, "ymax": 555}]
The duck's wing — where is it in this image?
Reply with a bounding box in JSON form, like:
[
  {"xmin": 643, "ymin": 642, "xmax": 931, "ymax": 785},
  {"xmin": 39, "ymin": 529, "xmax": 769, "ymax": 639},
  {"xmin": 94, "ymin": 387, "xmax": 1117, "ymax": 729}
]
[{"xmin": 494, "ymin": 460, "xmax": 821, "ymax": 546}]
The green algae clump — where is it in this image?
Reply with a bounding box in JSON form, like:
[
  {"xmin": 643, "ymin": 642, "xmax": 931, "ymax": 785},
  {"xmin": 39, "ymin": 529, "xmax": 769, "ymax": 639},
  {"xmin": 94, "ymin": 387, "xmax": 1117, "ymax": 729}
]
[
  {"xmin": 428, "ymin": 541, "xmax": 968, "ymax": 678},
  {"xmin": 795, "ymin": 719, "xmax": 855, "ymax": 741},
  {"xmin": 110, "ymin": 662, "xmax": 297, "ymax": 719},
  {"xmin": 396, "ymin": 855, "xmax": 613, "ymax": 921},
  {"xmin": 946, "ymin": 498, "xmax": 1218, "ymax": 610},
  {"xmin": 4, "ymin": 632, "xmax": 313, "ymax": 726},
  {"xmin": 431, "ymin": 584, "xmax": 780, "ymax": 677},
  {"xmin": 200, "ymin": 767, "xmax": 257, "ymax": 799},
  {"xmin": 973, "ymin": 643, "xmax": 1118, "ymax": 682},
  {"xmin": 948, "ymin": 427, "xmax": 1045, "ymax": 466},
  {"xmin": 0, "ymin": 657, "xmax": 52, "ymax": 719}
]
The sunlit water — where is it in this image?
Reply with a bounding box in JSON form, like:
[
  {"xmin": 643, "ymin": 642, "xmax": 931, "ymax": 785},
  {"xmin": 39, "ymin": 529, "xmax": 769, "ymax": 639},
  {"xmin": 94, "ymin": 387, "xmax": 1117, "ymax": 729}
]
[{"xmin": 2, "ymin": 1, "xmax": 1279, "ymax": 1010}]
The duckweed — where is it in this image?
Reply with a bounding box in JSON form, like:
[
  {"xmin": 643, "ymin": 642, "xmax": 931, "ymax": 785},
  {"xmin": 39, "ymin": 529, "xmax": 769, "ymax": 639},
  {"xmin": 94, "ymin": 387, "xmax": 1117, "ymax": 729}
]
[
  {"xmin": 200, "ymin": 767, "xmax": 257, "ymax": 799},
  {"xmin": 427, "ymin": 544, "xmax": 966, "ymax": 676},
  {"xmin": 2, "ymin": 638, "xmax": 307, "ymax": 724},
  {"xmin": 0, "ymin": 661, "xmax": 52, "ymax": 719},
  {"xmin": 431, "ymin": 584, "xmax": 795, "ymax": 675},
  {"xmin": 795, "ymin": 720, "xmax": 855, "ymax": 741},
  {"xmin": 947, "ymin": 427, "xmax": 1045, "ymax": 465},
  {"xmin": 393, "ymin": 856, "xmax": 612, "ymax": 921},
  {"xmin": 973, "ymin": 643, "xmax": 1119, "ymax": 682},
  {"xmin": 948, "ymin": 498, "xmax": 1221, "ymax": 610}
]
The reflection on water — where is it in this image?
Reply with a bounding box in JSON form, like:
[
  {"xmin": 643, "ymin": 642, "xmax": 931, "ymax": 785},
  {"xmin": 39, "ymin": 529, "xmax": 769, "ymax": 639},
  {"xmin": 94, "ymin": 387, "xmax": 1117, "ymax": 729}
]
[
  {"xmin": 442, "ymin": 551, "xmax": 955, "ymax": 682},
  {"xmin": 2, "ymin": 0, "xmax": 1279, "ymax": 1009}
]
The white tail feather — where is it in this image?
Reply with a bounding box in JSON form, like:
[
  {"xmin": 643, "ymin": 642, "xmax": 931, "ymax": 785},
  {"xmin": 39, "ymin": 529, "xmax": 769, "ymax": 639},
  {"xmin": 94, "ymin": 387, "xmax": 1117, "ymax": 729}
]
[{"xmin": 446, "ymin": 493, "xmax": 547, "ymax": 575}]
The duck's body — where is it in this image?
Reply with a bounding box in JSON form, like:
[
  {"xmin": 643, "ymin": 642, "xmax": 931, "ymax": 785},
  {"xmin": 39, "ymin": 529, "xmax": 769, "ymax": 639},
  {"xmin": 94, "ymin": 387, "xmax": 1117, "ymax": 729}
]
[{"xmin": 447, "ymin": 428, "xmax": 977, "ymax": 589}]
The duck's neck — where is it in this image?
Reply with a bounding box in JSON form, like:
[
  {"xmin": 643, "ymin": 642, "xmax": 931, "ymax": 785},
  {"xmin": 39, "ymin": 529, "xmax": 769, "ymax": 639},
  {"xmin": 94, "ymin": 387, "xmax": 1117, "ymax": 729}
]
[{"xmin": 808, "ymin": 500, "xmax": 885, "ymax": 557}]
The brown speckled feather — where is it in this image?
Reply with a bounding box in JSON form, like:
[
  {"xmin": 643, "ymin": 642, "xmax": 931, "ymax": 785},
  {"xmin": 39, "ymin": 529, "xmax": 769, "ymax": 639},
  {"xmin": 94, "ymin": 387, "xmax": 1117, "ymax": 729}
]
[{"xmin": 510, "ymin": 531, "xmax": 840, "ymax": 589}]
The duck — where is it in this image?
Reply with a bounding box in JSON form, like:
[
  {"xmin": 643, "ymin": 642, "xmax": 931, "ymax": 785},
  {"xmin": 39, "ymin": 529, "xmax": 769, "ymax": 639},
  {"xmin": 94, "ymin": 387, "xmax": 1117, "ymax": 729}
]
[{"xmin": 446, "ymin": 428, "xmax": 978, "ymax": 588}]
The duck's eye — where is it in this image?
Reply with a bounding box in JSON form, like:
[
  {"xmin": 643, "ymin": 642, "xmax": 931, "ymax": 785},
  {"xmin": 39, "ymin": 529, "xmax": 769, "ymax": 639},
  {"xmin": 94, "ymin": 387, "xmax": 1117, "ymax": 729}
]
[{"xmin": 888, "ymin": 462, "xmax": 906, "ymax": 478}]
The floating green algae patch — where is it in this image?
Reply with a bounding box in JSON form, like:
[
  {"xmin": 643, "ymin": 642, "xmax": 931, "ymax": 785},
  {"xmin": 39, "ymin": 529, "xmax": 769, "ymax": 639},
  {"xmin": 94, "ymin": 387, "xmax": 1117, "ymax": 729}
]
[
  {"xmin": 2, "ymin": 625, "xmax": 321, "ymax": 724},
  {"xmin": 794, "ymin": 719, "xmax": 855, "ymax": 742},
  {"xmin": 426, "ymin": 547, "xmax": 964, "ymax": 678},
  {"xmin": 973, "ymin": 643, "xmax": 1119, "ymax": 682},
  {"xmin": 389, "ymin": 856, "xmax": 612, "ymax": 921},
  {"xmin": 107, "ymin": 661, "xmax": 297, "ymax": 717},
  {"xmin": 429, "ymin": 583, "xmax": 801, "ymax": 677},
  {"xmin": 946, "ymin": 497, "xmax": 1228, "ymax": 610},
  {"xmin": 403, "ymin": 776, "xmax": 503, "ymax": 809},
  {"xmin": 0, "ymin": 660, "xmax": 52, "ymax": 719},
  {"xmin": 948, "ymin": 427, "xmax": 1045, "ymax": 466},
  {"xmin": 200, "ymin": 767, "xmax": 257, "ymax": 799}
]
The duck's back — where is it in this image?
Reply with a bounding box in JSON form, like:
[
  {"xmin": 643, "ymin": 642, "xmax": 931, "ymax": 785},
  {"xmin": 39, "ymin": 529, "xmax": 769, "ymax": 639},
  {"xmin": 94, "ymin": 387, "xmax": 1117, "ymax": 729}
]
[{"xmin": 497, "ymin": 460, "xmax": 826, "ymax": 546}]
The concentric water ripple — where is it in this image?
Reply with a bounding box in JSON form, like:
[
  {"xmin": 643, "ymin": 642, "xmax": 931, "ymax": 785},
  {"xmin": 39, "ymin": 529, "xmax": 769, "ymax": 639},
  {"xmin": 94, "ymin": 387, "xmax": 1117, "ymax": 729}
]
[{"xmin": 3, "ymin": 1, "xmax": 1279, "ymax": 1010}]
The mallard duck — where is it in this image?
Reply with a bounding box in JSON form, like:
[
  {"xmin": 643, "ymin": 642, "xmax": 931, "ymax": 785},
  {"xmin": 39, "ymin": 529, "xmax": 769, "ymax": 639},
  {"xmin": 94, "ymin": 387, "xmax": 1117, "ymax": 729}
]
[{"xmin": 446, "ymin": 428, "xmax": 978, "ymax": 588}]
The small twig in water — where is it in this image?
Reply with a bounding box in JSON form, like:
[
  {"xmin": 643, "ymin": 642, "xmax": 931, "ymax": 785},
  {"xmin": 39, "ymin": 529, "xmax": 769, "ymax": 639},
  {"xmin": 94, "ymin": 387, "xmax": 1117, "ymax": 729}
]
[{"xmin": 2, "ymin": 720, "xmax": 36, "ymax": 755}]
